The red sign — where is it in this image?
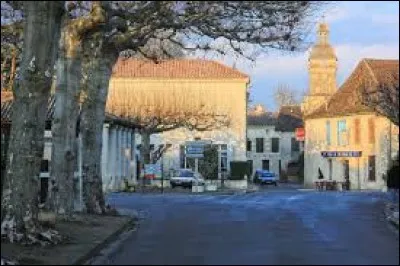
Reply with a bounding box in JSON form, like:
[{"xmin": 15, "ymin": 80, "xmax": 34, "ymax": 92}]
[{"xmin": 295, "ymin": 128, "xmax": 305, "ymax": 142}]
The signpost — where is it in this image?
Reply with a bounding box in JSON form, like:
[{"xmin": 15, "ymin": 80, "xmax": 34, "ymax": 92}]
[
  {"xmin": 185, "ymin": 140, "xmax": 210, "ymax": 173},
  {"xmin": 321, "ymin": 151, "xmax": 362, "ymax": 158}
]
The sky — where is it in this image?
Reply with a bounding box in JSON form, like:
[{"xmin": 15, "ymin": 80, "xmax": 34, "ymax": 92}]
[{"xmin": 208, "ymin": 1, "xmax": 400, "ymax": 111}]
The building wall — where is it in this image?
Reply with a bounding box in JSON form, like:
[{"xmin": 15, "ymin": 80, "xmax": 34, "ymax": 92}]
[
  {"xmin": 304, "ymin": 114, "xmax": 399, "ymax": 189},
  {"xmin": 101, "ymin": 124, "xmax": 136, "ymax": 192},
  {"xmin": 110, "ymin": 78, "xmax": 249, "ymax": 177},
  {"xmin": 246, "ymin": 125, "xmax": 303, "ymax": 177}
]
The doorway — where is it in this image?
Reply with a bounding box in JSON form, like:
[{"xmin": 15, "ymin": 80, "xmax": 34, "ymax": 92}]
[
  {"xmin": 343, "ymin": 160, "xmax": 350, "ymax": 182},
  {"xmin": 262, "ymin": 160, "xmax": 270, "ymax": 171}
]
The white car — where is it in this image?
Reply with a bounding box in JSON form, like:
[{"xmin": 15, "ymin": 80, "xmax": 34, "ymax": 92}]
[{"xmin": 170, "ymin": 169, "xmax": 205, "ymax": 188}]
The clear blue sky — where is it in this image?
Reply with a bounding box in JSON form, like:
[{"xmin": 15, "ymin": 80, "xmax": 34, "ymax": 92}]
[{"xmin": 214, "ymin": 1, "xmax": 400, "ymax": 111}]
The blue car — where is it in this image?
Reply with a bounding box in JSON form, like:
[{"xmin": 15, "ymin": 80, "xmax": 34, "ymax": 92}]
[{"xmin": 254, "ymin": 170, "xmax": 278, "ymax": 186}]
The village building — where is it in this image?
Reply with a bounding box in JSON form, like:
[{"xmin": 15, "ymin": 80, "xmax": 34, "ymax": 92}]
[
  {"xmin": 246, "ymin": 104, "xmax": 303, "ymax": 180},
  {"xmin": 106, "ymin": 59, "xmax": 249, "ymax": 186},
  {"xmin": 301, "ymin": 23, "xmax": 399, "ymax": 190}
]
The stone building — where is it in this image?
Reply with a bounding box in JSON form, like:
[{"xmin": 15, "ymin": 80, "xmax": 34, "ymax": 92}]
[
  {"xmin": 246, "ymin": 104, "xmax": 303, "ymax": 179},
  {"xmin": 302, "ymin": 23, "xmax": 399, "ymax": 190},
  {"xmin": 107, "ymin": 59, "xmax": 249, "ymax": 184}
]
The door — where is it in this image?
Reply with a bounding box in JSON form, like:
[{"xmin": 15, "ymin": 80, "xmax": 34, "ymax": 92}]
[
  {"xmin": 368, "ymin": 156, "xmax": 376, "ymax": 181},
  {"xmin": 328, "ymin": 159, "xmax": 333, "ymax": 180},
  {"xmin": 343, "ymin": 160, "xmax": 350, "ymax": 182},
  {"xmin": 262, "ymin": 160, "xmax": 270, "ymax": 171},
  {"xmin": 279, "ymin": 160, "xmax": 282, "ymax": 175},
  {"xmin": 247, "ymin": 160, "xmax": 253, "ymax": 177}
]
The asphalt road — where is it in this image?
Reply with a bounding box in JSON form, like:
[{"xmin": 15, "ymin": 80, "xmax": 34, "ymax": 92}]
[{"xmin": 99, "ymin": 190, "xmax": 399, "ymax": 265}]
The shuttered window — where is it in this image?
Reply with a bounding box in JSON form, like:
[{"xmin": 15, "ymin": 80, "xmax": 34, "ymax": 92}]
[
  {"xmin": 368, "ymin": 118, "xmax": 375, "ymax": 144},
  {"xmin": 354, "ymin": 118, "xmax": 360, "ymax": 145}
]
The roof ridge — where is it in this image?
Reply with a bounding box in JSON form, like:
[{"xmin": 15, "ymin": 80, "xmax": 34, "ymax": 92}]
[{"xmin": 362, "ymin": 59, "xmax": 379, "ymax": 84}]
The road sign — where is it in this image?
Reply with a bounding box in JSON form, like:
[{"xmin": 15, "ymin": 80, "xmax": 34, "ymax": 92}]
[
  {"xmin": 295, "ymin": 128, "xmax": 305, "ymax": 142},
  {"xmin": 321, "ymin": 151, "xmax": 362, "ymax": 158},
  {"xmin": 185, "ymin": 140, "xmax": 209, "ymax": 158}
]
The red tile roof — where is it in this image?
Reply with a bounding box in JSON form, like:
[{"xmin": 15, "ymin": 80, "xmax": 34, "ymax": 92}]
[
  {"xmin": 112, "ymin": 58, "xmax": 249, "ymax": 80},
  {"xmin": 305, "ymin": 59, "xmax": 399, "ymax": 119}
]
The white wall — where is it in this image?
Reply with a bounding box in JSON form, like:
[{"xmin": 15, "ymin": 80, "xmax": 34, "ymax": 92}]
[{"xmin": 246, "ymin": 125, "xmax": 302, "ymax": 176}]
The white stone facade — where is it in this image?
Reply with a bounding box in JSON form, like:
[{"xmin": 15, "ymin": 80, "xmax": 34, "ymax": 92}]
[{"xmin": 246, "ymin": 125, "xmax": 303, "ymax": 177}]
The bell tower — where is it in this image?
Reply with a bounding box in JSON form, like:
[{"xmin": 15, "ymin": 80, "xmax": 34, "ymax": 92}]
[{"xmin": 302, "ymin": 22, "xmax": 337, "ymax": 116}]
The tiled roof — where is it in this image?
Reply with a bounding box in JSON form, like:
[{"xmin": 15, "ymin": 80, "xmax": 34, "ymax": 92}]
[
  {"xmin": 112, "ymin": 58, "xmax": 249, "ymax": 80},
  {"xmin": 1, "ymin": 91, "xmax": 141, "ymax": 129},
  {"xmin": 305, "ymin": 59, "xmax": 399, "ymax": 119},
  {"xmin": 247, "ymin": 112, "xmax": 277, "ymax": 126},
  {"xmin": 247, "ymin": 105, "xmax": 303, "ymax": 132}
]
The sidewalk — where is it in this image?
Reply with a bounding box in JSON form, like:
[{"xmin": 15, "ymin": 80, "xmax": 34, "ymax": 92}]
[
  {"xmin": 384, "ymin": 202, "xmax": 399, "ymax": 230},
  {"xmin": 1, "ymin": 214, "xmax": 136, "ymax": 265}
]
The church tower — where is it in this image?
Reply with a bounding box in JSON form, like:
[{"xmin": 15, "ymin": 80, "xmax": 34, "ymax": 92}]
[{"xmin": 302, "ymin": 22, "xmax": 337, "ymax": 116}]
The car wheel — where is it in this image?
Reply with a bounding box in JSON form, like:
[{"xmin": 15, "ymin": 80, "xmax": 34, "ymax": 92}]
[{"xmin": 171, "ymin": 184, "xmax": 176, "ymax": 189}]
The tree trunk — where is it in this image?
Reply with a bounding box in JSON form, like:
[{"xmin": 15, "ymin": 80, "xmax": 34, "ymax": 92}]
[
  {"xmin": 1, "ymin": 1, "xmax": 63, "ymax": 244},
  {"xmin": 80, "ymin": 44, "xmax": 118, "ymax": 214},
  {"xmin": 49, "ymin": 18, "xmax": 83, "ymax": 218}
]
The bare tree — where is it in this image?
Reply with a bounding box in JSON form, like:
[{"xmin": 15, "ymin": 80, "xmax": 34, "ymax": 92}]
[
  {"xmin": 358, "ymin": 71, "xmax": 399, "ymax": 127},
  {"xmin": 1, "ymin": 1, "xmax": 64, "ymax": 244},
  {"xmin": 273, "ymin": 84, "xmax": 301, "ymax": 108},
  {"xmin": 78, "ymin": 1, "xmax": 325, "ymax": 213},
  {"xmin": 106, "ymin": 85, "xmax": 232, "ymax": 187}
]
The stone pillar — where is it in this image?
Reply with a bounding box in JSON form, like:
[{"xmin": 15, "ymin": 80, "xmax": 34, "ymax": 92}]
[
  {"xmin": 116, "ymin": 126, "xmax": 121, "ymax": 183},
  {"xmin": 101, "ymin": 123, "xmax": 110, "ymax": 190},
  {"xmin": 132, "ymin": 129, "xmax": 137, "ymax": 183},
  {"xmin": 110, "ymin": 126, "xmax": 117, "ymax": 191}
]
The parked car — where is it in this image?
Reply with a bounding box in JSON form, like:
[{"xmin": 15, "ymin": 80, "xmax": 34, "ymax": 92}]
[
  {"xmin": 253, "ymin": 169, "xmax": 278, "ymax": 186},
  {"xmin": 170, "ymin": 169, "xmax": 205, "ymax": 189}
]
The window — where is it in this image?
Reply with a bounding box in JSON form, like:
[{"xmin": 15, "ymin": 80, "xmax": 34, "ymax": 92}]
[
  {"xmin": 271, "ymin": 138, "xmax": 280, "ymax": 153},
  {"xmin": 246, "ymin": 139, "xmax": 252, "ymax": 152},
  {"xmin": 368, "ymin": 118, "xmax": 375, "ymax": 144},
  {"xmin": 337, "ymin": 120, "xmax": 347, "ymax": 146},
  {"xmin": 326, "ymin": 121, "xmax": 331, "ymax": 145},
  {"xmin": 354, "ymin": 118, "xmax": 360, "ymax": 145},
  {"xmin": 328, "ymin": 159, "xmax": 332, "ymax": 180},
  {"xmin": 291, "ymin": 137, "xmax": 300, "ymax": 152},
  {"xmin": 262, "ymin": 160, "xmax": 270, "ymax": 171},
  {"xmin": 256, "ymin": 138, "xmax": 264, "ymax": 153},
  {"xmin": 368, "ymin": 156, "xmax": 376, "ymax": 181}
]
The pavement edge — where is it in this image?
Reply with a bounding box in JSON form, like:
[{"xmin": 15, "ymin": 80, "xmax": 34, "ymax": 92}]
[{"xmin": 73, "ymin": 216, "xmax": 137, "ymax": 265}]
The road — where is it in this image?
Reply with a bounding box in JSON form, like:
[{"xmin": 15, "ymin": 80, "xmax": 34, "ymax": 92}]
[{"xmin": 98, "ymin": 189, "xmax": 399, "ymax": 265}]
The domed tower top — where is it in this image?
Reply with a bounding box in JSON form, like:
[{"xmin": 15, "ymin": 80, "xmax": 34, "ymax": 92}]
[{"xmin": 309, "ymin": 23, "xmax": 337, "ymax": 61}]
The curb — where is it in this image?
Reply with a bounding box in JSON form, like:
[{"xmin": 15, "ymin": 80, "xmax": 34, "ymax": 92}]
[
  {"xmin": 73, "ymin": 217, "xmax": 137, "ymax": 265},
  {"xmin": 383, "ymin": 203, "xmax": 399, "ymax": 234}
]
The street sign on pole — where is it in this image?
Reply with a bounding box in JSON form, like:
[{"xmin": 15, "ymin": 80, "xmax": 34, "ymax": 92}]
[{"xmin": 185, "ymin": 141, "xmax": 208, "ymax": 158}]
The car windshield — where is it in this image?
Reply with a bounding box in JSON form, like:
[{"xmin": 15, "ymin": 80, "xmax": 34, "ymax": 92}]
[
  {"xmin": 260, "ymin": 172, "xmax": 273, "ymax": 177},
  {"xmin": 180, "ymin": 170, "xmax": 194, "ymax": 177}
]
